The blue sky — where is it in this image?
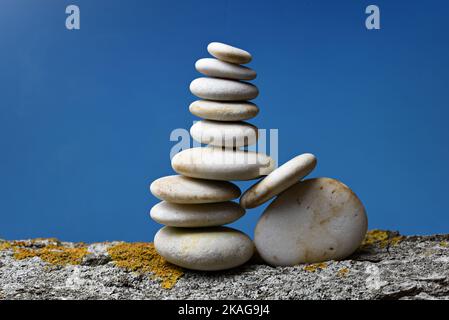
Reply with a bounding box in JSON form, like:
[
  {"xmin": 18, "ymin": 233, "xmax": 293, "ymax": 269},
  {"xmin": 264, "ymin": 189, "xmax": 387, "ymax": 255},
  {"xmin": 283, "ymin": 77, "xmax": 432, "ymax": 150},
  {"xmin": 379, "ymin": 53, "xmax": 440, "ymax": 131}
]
[{"xmin": 0, "ymin": 0, "xmax": 448, "ymax": 242}]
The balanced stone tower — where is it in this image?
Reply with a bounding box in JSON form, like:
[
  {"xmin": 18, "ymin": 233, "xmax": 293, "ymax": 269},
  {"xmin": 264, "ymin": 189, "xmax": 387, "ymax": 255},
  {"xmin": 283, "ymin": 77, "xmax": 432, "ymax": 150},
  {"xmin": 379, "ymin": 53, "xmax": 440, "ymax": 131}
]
[
  {"xmin": 150, "ymin": 42, "xmax": 368, "ymax": 270},
  {"xmin": 150, "ymin": 42, "xmax": 274, "ymax": 271}
]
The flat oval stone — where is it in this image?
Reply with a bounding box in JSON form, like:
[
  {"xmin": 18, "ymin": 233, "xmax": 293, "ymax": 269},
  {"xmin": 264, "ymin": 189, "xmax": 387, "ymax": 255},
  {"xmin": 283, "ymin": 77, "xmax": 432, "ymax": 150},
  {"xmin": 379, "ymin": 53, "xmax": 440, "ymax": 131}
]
[
  {"xmin": 189, "ymin": 100, "xmax": 259, "ymax": 121},
  {"xmin": 171, "ymin": 147, "xmax": 275, "ymax": 181},
  {"xmin": 190, "ymin": 78, "xmax": 258, "ymax": 101},
  {"xmin": 190, "ymin": 120, "xmax": 258, "ymax": 147},
  {"xmin": 240, "ymin": 153, "xmax": 317, "ymax": 209},
  {"xmin": 207, "ymin": 42, "xmax": 252, "ymax": 64},
  {"xmin": 150, "ymin": 201, "xmax": 245, "ymax": 227},
  {"xmin": 255, "ymin": 178, "xmax": 368, "ymax": 266},
  {"xmin": 195, "ymin": 58, "xmax": 256, "ymax": 80},
  {"xmin": 150, "ymin": 175, "xmax": 240, "ymax": 204},
  {"xmin": 154, "ymin": 226, "xmax": 254, "ymax": 271}
]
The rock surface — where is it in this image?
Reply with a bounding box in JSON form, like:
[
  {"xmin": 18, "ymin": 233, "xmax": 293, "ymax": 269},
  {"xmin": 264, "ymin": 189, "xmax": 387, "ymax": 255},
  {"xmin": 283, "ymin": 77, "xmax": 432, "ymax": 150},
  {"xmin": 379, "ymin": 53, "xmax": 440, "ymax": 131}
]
[{"xmin": 1, "ymin": 231, "xmax": 449, "ymax": 300}]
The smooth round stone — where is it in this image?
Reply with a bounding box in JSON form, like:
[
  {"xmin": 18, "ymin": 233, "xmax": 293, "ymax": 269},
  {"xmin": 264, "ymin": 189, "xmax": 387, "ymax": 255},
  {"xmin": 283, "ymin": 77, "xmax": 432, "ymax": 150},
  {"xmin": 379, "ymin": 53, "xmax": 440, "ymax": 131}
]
[
  {"xmin": 255, "ymin": 178, "xmax": 368, "ymax": 266},
  {"xmin": 195, "ymin": 58, "xmax": 256, "ymax": 80},
  {"xmin": 240, "ymin": 153, "xmax": 317, "ymax": 209},
  {"xmin": 189, "ymin": 100, "xmax": 259, "ymax": 121},
  {"xmin": 154, "ymin": 226, "xmax": 254, "ymax": 271},
  {"xmin": 207, "ymin": 42, "xmax": 252, "ymax": 64},
  {"xmin": 150, "ymin": 201, "xmax": 245, "ymax": 227},
  {"xmin": 150, "ymin": 175, "xmax": 240, "ymax": 204},
  {"xmin": 190, "ymin": 120, "xmax": 258, "ymax": 147},
  {"xmin": 171, "ymin": 147, "xmax": 275, "ymax": 181},
  {"xmin": 190, "ymin": 78, "xmax": 258, "ymax": 101}
]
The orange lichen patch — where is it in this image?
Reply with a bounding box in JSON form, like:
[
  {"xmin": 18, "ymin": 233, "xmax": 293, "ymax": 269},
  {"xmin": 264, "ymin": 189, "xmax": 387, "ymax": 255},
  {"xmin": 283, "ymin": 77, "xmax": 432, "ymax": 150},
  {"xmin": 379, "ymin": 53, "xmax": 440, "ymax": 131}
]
[
  {"xmin": 107, "ymin": 242, "xmax": 183, "ymax": 289},
  {"xmin": 362, "ymin": 230, "xmax": 389, "ymax": 246},
  {"xmin": 13, "ymin": 244, "xmax": 89, "ymax": 266},
  {"xmin": 360, "ymin": 230, "xmax": 404, "ymax": 249},
  {"xmin": 304, "ymin": 262, "xmax": 327, "ymax": 272},
  {"xmin": 0, "ymin": 242, "xmax": 12, "ymax": 251},
  {"xmin": 387, "ymin": 236, "xmax": 404, "ymax": 248},
  {"xmin": 337, "ymin": 267, "xmax": 349, "ymax": 277}
]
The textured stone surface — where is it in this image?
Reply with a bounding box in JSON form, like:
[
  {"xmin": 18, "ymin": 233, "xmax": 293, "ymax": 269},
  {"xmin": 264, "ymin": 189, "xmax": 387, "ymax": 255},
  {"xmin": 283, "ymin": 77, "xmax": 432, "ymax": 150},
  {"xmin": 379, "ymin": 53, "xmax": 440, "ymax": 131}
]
[{"xmin": 1, "ymin": 231, "xmax": 449, "ymax": 300}]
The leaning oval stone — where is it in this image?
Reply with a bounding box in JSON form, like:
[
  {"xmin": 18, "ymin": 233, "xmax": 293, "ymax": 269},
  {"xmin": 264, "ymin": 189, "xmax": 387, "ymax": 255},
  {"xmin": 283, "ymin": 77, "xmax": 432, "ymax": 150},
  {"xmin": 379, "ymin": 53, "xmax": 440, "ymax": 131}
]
[
  {"xmin": 207, "ymin": 42, "xmax": 252, "ymax": 64},
  {"xmin": 240, "ymin": 153, "xmax": 317, "ymax": 208},
  {"xmin": 254, "ymin": 178, "xmax": 368, "ymax": 266},
  {"xmin": 150, "ymin": 175, "xmax": 240, "ymax": 204},
  {"xmin": 150, "ymin": 201, "xmax": 245, "ymax": 227},
  {"xmin": 190, "ymin": 78, "xmax": 258, "ymax": 101},
  {"xmin": 195, "ymin": 58, "xmax": 256, "ymax": 80},
  {"xmin": 154, "ymin": 226, "xmax": 254, "ymax": 271},
  {"xmin": 171, "ymin": 147, "xmax": 275, "ymax": 181},
  {"xmin": 189, "ymin": 100, "xmax": 259, "ymax": 121},
  {"xmin": 190, "ymin": 120, "xmax": 258, "ymax": 147}
]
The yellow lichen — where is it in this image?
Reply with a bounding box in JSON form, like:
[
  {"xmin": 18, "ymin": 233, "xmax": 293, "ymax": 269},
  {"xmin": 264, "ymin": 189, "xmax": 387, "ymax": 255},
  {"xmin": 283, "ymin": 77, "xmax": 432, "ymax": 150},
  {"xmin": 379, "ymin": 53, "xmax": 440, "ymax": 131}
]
[
  {"xmin": 0, "ymin": 242, "xmax": 12, "ymax": 251},
  {"xmin": 337, "ymin": 267, "xmax": 349, "ymax": 277},
  {"xmin": 304, "ymin": 262, "xmax": 327, "ymax": 272},
  {"xmin": 107, "ymin": 242, "xmax": 183, "ymax": 289},
  {"xmin": 387, "ymin": 236, "xmax": 404, "ymax": 247},
  {"xmin": 439, "ymin": 241, "xmax": 448, "ymax": 248},
  {"xmin": 360, "ymin": 230, "xmax": 403, "ymax": 249},
  {"xmin": 13, "ymin": 244, "xmax": 89, "ymax": 266}
]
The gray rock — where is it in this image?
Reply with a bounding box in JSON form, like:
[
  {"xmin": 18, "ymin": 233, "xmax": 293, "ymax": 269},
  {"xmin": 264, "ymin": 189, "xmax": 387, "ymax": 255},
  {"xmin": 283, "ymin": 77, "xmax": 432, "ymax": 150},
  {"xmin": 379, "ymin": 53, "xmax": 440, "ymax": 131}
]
[{"xmin": 1, "ymin": 232, "xmax": 448, "ymax": 300}]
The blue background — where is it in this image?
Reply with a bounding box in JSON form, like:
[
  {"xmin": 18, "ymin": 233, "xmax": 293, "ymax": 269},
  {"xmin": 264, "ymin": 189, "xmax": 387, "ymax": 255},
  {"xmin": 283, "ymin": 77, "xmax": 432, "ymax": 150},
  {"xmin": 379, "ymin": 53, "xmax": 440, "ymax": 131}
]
[{"xmin": 1, "ymin": 0, "xmax": 448, "ymax": 242}]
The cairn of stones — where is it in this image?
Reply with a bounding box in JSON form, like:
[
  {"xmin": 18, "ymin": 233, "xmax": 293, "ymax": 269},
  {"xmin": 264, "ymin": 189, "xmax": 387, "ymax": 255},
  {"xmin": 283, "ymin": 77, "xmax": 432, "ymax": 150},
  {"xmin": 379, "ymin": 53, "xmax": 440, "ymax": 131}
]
[{"xmin": 150, "ymin": 42, "xmax": 368, "ymax": 271}]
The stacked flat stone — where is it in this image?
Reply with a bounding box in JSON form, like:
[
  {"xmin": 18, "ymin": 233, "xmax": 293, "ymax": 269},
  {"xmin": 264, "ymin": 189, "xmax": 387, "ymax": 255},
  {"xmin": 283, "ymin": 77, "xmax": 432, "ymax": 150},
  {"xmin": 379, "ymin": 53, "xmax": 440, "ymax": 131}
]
[{"xmin": 150, "ymin": 42, "xmax": 274, "ymax": 271}]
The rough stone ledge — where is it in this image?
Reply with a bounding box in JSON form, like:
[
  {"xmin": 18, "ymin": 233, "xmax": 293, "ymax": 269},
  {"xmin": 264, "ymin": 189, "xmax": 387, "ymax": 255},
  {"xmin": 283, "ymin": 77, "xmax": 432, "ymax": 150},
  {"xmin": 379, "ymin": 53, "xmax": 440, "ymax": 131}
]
[{"xmin": 0, "ymin": 230, "xmax": 448, "ymax": 300}]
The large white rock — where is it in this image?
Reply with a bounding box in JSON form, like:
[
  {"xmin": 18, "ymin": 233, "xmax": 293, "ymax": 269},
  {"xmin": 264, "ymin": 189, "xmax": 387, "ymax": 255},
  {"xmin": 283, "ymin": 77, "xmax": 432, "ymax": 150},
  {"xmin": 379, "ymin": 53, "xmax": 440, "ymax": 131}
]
[
  {"xmin": 154, "ymin": 226, "xmax": 254, "ymax": 271},
  {"xmin": 195, "ymin": 58, "xmax": 256, "ymax": 80},
  {"xmin": 207, "ymin": 42, "xmax": 252, "ymax": 64},
  {"xmin": 255, "ymin": 178, "xmax": 368, "ymax": 266},
  {"xmin": 189, "ymin": 100, "xmax": 259, "ymax": 121},
  {"xmin": 150, "ymin": 201, "xmax": 245, "ymax": 227},
  {"xmin": 240, "ymin": 153, "xmax": 317, "ymax": 208},
  {"xmin": 190, "ymin": 120, "xmax": 258, "ymax": 148},
  {"xmin": 190, "ymin": 78, "xmax": 258, "ymax": 101},
  {"xmin": 171, "ymin": 147, "xmax": 275, "ymax": 181},
  {"xmin": 150, "ymin": 175, "xmax": 240, "ymax": 204}
]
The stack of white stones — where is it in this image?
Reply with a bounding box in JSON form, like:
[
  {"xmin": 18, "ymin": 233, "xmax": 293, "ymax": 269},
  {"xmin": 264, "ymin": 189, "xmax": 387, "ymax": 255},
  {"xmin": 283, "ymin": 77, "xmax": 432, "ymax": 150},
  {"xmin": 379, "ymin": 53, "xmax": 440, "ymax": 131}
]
[
  {"xmin": 150, "ymin": 41, "xmax": 368, "ymax": 270},
  {"xmin": 150, "ymin": 42, "xmax": 275, "ymax": 271}
]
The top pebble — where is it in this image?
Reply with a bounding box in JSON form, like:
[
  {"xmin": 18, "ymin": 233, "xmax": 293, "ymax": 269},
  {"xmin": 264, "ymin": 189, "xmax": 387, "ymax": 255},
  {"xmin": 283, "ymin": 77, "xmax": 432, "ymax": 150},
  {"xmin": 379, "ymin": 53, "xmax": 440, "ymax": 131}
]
[{"xmin": 207, "ymin": 42, "xmax": 252, "ymax": 65}]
